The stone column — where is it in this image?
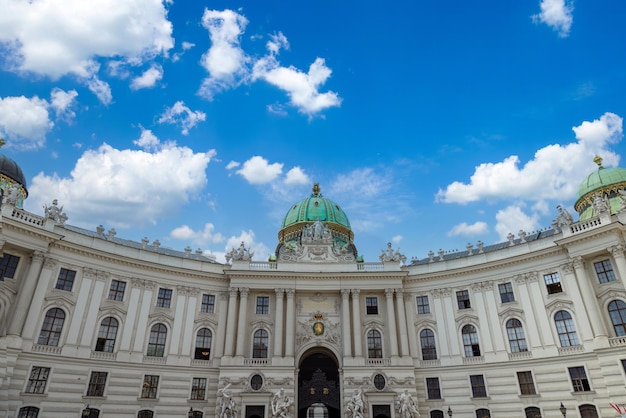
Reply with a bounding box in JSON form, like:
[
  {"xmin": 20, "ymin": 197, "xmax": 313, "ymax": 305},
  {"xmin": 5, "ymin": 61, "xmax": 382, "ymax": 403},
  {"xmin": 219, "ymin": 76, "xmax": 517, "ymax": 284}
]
[
  {"xmin": 609, "ymin": 245, "xmax": 626, "ymax": 286},
  {"xmin": 385, "ymin": 289, "xmax": 399, "ymax": 357},
  {"xmin": 223, "ymin": 288, "xmax": 239, "ymax": 357},
  {"xmin": 341, "ymin": 289, "xmax": 352, "ymax": 357},
  {"xmin": 572, "ymin": 257, "xmax": 607, "ymax": 338},
  {"xmin": 351, "ymin": 289, "xmax": 363, "ymax": 357},
  {"xmin": 285, "ymin": 289, "xmax": 296, "ymax": 357},
  {"xmin": 235, "ymin": 287, "xmax": 249, "ymax": 357},
  {"xmin": 8, "ymin": 251, "xmax": 45, "ymax": 336},
  {"xmin": 403, "ymin": 292, "xmax": 419, "ymax": 358},
  {"xmin": 514, "ymin": 274, "xmax": 542, "ymax": 349},
  {"xmin": 395, "ymin": 289, "xmax": 410, "ymax": 357},
  {"xmin": 274, "ymin": 289, "xmax": 285, "ymax": 357},
  {"xmin": 214, "ymin": 291, "xmax": 229, "ymax": 358},
  {"xmin": 22, "ymin": 257, "xmax": 56, "ymax": 339}
]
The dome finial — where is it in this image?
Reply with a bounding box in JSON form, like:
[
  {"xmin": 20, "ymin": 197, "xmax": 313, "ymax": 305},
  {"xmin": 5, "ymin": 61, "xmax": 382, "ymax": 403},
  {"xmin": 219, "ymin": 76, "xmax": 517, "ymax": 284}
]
[
  {"xmin": 593, "ymin": 155, "xmax": 603, "ymax": 168},
  {"xmin": 312, "ymin": 183, "xmax": 321, "ymax": 197}
]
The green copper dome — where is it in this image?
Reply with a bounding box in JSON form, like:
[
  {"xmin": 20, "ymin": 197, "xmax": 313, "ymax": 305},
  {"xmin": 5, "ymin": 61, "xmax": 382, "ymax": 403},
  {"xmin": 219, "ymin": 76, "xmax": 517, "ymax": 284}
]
[
  {"xmin": 575, "ymin": 156, "xmax": 626, "ymax": 220},
  {"xmin": 281, "ymin": 183, "xmax": 351, "ymax": 229}
]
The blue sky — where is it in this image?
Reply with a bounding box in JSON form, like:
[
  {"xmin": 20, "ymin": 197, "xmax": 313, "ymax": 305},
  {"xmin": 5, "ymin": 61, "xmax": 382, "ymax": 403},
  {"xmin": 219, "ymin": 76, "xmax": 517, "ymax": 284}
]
[{"xmin": 1, "ymin": 0, "xmax": 625, "ymax": 263}]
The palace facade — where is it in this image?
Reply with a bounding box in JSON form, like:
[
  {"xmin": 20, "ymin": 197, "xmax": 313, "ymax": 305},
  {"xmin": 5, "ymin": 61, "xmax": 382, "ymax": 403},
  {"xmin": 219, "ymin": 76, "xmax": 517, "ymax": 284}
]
[{"xmin": 1, "ymin": 154, "xmax": 626, "ymax": 418}]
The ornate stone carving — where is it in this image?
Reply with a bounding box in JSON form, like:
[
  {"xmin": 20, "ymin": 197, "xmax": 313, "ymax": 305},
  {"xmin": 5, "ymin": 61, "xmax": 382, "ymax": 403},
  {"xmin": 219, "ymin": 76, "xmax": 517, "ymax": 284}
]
[
  {"xmin": 609, "ymin": 245, "xmax": 625, "ymax": 259},
  {"xmin": 226, "ymin": 242, "xmax": 254, "ymax": 263},
  {"xmin": 379, "ymin": 242, "xmax": 407, "ymax": 265},
  {"xmin": 296, "ymin": 312, "xmax": 341, "ymax": 349},
  {"xmin": 43, "ymin": 199, "xmax": 68, "ymax": 224}
]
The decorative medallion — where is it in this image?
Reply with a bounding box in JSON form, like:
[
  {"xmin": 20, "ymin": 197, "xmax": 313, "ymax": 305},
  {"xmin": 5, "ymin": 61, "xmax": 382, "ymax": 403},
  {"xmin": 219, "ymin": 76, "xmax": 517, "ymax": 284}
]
[{"xmin": 313, "ymin": 312, "xmax": 325, "ymax": 335}]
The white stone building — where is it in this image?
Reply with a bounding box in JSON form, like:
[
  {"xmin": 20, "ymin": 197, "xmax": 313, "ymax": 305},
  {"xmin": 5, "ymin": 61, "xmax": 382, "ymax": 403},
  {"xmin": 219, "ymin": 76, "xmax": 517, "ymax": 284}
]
[{"xmin": 1, "ymin": 154, "xmax": 625, "ymax": 418}]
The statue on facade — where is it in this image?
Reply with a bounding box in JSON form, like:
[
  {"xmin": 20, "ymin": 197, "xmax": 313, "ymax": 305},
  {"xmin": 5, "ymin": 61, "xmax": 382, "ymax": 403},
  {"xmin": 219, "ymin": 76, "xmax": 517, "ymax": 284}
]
[
  {"xmin": 43, "ymin": 199, "xmax": 67, "ymax": 223},
  {"xmin": 217, "ymin": 383, "xmax": 238, "ymax": 418},
  {"xmin": 225, "ymin": 242, "xmax": 254, "ymax": 263},
  {"xmin": 592, "ymin": 192, "xmax": 610, "ymax": 215},
  {"xmin": 379, "ymin": 242, "xmax": 407, "ymax": 265},
  {"xmin": 396, "ymin": 390, "xmax": 420, "ymax": 418},
  {"xmin": 271, "ymin": 388, "xmax": 293, "ymax": 418},
  {"xmin": 3, "ymin": 184, "xmax": 21, "ymax": 206},
  {"xmin": 554, "ymin": 204, "xmax": 574, "ymax": 229},
  {"xmin": 302, "ymin": 219, "xmax": 332, "ymax": 244},
  {"xmin": 345, "ymin": 388, "xmax": 365, "ymax": 418}
]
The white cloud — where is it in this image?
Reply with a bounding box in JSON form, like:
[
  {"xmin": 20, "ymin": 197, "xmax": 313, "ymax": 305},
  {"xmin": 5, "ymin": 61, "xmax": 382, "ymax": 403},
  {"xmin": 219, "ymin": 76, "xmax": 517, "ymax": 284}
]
[
  {"xmin": 50, "ymin": 88, "xmax": 78, "ymax": 121},
  {"xmin": 0, "ymin": 0, "xmax": 174, "ymax": 79},
  {"xmin": 447, "ymin": 221, "xmax": 489, "ymax": 237},
  {"xmin": 226, "ymin": 160, "xmax": 240, "ymax": 170},
  {"xmin": 532, "ymin": 0, "xmax": 574, "ymax": 37},
  {"xmin": 157, "ymin": 101, "xmax": 206, "ymax": 135},
  {"xmin": 236, "ymin": 156, "xmax": 283, "ymax": 184},
  {"xmin": 170, "ymin": 223, "xmax": 226, "ymax": 246},
  {"xmin": 0, "ymin": 95, "xmax": 52, "ymax": 150},
  {"xmin": 391, "ymin": 235, "xmax": 403, "ymax": 243},
  {"xmin": 284, "ymin": 166, "xmax": 310, "ymax": 185},
  {"xmin": 182, "ymin": 42, "xmax": 195, "ymax": 50},
  {"xmin": 86, "ymin": 76, "xmax": 113, "ymax": 105},
  {"xmin": 131, "ymin": 65, "xmax": 163, "ymax": 90},
  {"xmin": 198, "ymin": 9, "xmax": 249, "ymax": 99},
  {"xmin": 26, "ymin": 139, "xmax": 216, "ymax": 229},
  {"xmin": 436, "ymin": 112, "xmax": 623, "ymax": 204},
  {"xmin": 133, "ymin": 127, "xmax": 160, "ymax": 151},
  {"xmin": 329, "ymin": 168, "xmax": 392, "ymax": 198},
  {"xmin": 266, "ymin": 32, "xmax": 289, "ymax": 55},
  {"xmin": 494, "ymin": 205, "xmax": 541, "ymax": 241}
]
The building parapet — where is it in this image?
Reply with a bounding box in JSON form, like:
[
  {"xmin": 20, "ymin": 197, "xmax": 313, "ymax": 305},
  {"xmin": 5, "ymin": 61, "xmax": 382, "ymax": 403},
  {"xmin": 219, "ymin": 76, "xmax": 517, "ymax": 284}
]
[
  {"xmin": 366, "ymin": 358, "xmax": 391, "ymax": 367},
  {"xmin": 557, "ymin": 345, "xmax": 585, "ymax": 355},
  {"xmin": 244, "ymin": 358, "xmax": 270, "ymax": 366},
  {"xmin": 608, "ymin": 336, "xmax": 626, "ymax": 347}
]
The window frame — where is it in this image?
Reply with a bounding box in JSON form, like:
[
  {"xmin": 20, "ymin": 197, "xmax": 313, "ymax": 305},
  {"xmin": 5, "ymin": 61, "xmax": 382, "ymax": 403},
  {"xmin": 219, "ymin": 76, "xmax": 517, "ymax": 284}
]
[
  {"xmin": 200, "ymin": 294, "xmax": 216, "ymax": 313},
  {"xmin": 594, "ymin": 259, "xmax": 616, "ymax": 284},
  {"xmin": 140, "ymin": 375, "xmax": 160, "ymax": 399},
  {"xmin": 190, "ymin": 377, "xmax": 207, "ymax": 400},
  {"xmin": 420, "ymin": 329, "xmax": 437, "ymax": 360},
  {"xmin": 108, "ymin": 279, "xmax": 126, "ymax": 301},
  {"xmin": 367, "ymin": 329, "xmax": 383, "ymax": 359},
  {"xmin": 37, "ymin": 308, "xmax": 65, "ymax": 346},
  {"xmin": 554, "ymin": 310, "xmax": 580, "ymax": 347},
  {"xmin": 137, "ymin": 410, "xmax": 154, "ymax": 418},
  {"xmin": 18, "ymin": 406, "xmax": 40, "ymax": 418},
  {"xmin": 146, "ymin": 323, "xmax": 168, "ymax": 357},
  {"xmin": 498, "ymin": 282, "xmax": 515, "ymax": 303},
  {"xmin": 256, "ymin": 296, "xmax": 270, "ymax": 315},
  {"xmin": 95, "ymin": 316, "xmax": 119, "ymax": 352},
  {"xmin": 25, "ymin": 366, "xmax": 51, "ymax": 394},
  {"xmin": 608, "ymin": 300, "xmax": 626, "ymax": 336},
  {"xmin": 456, "ymin": 290, "xmax": 471, "ymax": 309},
  {"xmin": 0, "ymin": 253, "xmax": 20, "ymax": 280},
  {"xmin": 54, "ymin": 268, "xmax": 76, "ymax": 292},
  {"xmin": 544, "ymin": 272, "xmax": 562, "ymax": 294},
  {"xmin": 506, "ymin": 318, "xmax": 528, "ymax": 353},
  {"xmin": 568, "ymin": 366, "xmax": 591, "ymax": 392},
  {"xmin": 425, "ymin": 377, "xmax": 441, "ymax": 400},
  {"xmin": 156, "ymin": 288, "xmax": 173, "ymax": 308},
  {"xmin": 469, "ymin": 374, "xmax": 487, "ymax": 398},
  {"xmin": 462, "ymin": 324, "xmax": 481, "ymax": 357},
  {"xmin": 516, "ymin": 371, "xmax": 536, "ymax": 395},
  {"xmin": 252, "ymin": 329, "xmax": 269, "ymax": 358},
  {"xmin": 365, "ymin": 296, "xmax": 379, "ymax": 315},
  {"xmin": 195, "ymin": 328, "xmax": 212, "ymax": 360},
  {"xmin": 86, "ymin": 371, "xmax": 108, "ymax": 397},
  {"xmin": 416, "ymin": 295, "xmax": 430, "ymax": 314}
]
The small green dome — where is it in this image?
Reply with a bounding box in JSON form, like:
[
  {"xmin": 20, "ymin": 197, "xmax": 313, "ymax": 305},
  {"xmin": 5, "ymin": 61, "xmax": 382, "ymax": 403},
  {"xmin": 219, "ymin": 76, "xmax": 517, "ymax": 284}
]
[
  {"xmin": 575, "ymin": 156, "xmax": 626, "ymax": 220},
  {"xmin": 281, "ymin": 183, "xmax": 351, "ymax": 229}
]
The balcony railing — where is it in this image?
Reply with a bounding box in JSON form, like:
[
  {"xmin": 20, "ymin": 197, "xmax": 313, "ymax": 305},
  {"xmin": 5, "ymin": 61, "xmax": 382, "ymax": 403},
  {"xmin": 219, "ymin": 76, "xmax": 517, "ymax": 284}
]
[
  {"xmin": 366, "ymin": 358, "xmax": 391, "ymax": 366},
  {"xmin": 557, "ymin": 345, "xmax": 584, "ymax": 355},
  {"xmin": 244, "ymin": 358, "xmax": 270, "ymax": 366},
  {"xmin": 31, "ymin": 344, "xmax": 62, "ymax": 355}
]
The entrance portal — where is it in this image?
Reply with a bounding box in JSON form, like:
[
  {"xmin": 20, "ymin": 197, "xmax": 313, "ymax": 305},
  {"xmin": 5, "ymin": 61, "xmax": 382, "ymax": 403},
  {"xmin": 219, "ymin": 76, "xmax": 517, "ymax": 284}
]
[{"xmin": 298, "ymin": 350, "xmax": 340, "ymax": 418}]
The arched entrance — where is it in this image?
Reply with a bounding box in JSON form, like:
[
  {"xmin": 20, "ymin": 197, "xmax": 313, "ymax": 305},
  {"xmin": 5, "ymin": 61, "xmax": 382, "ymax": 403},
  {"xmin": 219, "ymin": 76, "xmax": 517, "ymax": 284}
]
[{"xmin": 298, "ymin": 349, "xmax": 340, "ymax": 418}]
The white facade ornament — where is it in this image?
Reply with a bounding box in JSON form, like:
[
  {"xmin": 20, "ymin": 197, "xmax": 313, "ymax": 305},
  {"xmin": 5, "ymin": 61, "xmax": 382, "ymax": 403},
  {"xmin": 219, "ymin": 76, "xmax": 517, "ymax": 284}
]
[
  {"xmin": 592, "ymin": 192, "xmax": 610, "ymax": 214},
  {"xmin": 226, "ymin": 242, "xmax": 254, "ymax": 263},
  {"xmin": 396, "ymin": 389, "xmax": 420, "ymax": 418},
  {"xmin": 217, "ymin": 383, "xmax": 238, "ymax": 418},
  {"xmin": 3, "ymin": 184, "xmax": 21, "ymax": 206},
  {"xmin": 43, "ymin": 199, "xmax": 68, "ymax": 224},
  {"xmin": 345, "ymin": 388, "xmax": 365, "ymax": 418},
  {"xmin": 507, "ymin": 233, "xmax": 515, "ymax": 246},
  {"xmin": 278, "ymin": 221, "xmax": 355, "ymax": 263},
  {"xmin": 518, "ymin": 230, "xmax": 527, "ymax": 243},
  {"xmin": 554, "ymin": 204, "xmax": 574, "ymax": 231},
  {"xmin": 271, "ymin": 388, "xmax": 293, "ymax": 418},
  {"xmin": 379, "ymin": 242, "xmax": 407, "ymax": 265}
]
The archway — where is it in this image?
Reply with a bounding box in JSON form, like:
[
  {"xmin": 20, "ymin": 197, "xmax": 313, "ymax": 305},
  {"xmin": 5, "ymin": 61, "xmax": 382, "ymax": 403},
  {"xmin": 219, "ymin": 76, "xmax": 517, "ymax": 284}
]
[{"xmin": 298, "ymin": 349, "xmax": 340, "ymax": 418}]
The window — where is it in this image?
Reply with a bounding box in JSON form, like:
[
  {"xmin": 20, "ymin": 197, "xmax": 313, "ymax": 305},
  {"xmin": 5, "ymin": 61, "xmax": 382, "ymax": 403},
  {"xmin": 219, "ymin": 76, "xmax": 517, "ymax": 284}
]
[
  {"xmin": 156, "ymin": 288, "xmax": 172, "ymax": 308},
  {"xmin": 426, "ymin": 377, "xmax": 441, "ymax": 399},
  {"xmin": 475, "ymin": 409, "xmax": 491, "ymax": 418},
  {"xmin": 373, "ymin": 374, "xmax": 386, "ymax": 390},
  {"xmin": 470, "ymin": 374, "xmax": 487, "ymax": 398},
  {"xmin": 190, "ymin": 377, "xmax": 207, "ymax": 400},
  {"xmin": 524, "ymin": 407, "xmax": 541, "ymax": 418},
  {"xmin": 37, "ymin": 308, "xmax": 65, "ymax": 346},
  {"xmin": 86, "ymin": 371, "xmax": 108, "ymax": 397},
  {"xmin": 498, "ymin": 282, "xmax": 515, "ymax": 303},
  {"xmin": 138, "ymin": 411, "xmax": 154, "ymax": 418},
  {"xmin": 622, "ymin": 359, "xmax": 626, "ymax": 374},
  {"xmin": 367, "ymin": 329, "xmax": 383, "ymax": 358},
  {"xmin": 0, "ymin": 253, "xmax": 20, "ymax": 280},
  {"xmin": 506, "ymin": 319, "xmax": 528, "ymax": 352},
  {"xmin": 416, "ymin": 295, "xmax": 430, "ymax": 314},
  {"xmin": 608, "ymin": 300, "xmax": 626, "ymax": 336},
  {"xmin": 200, "ymin": 294, "xmax": 215, "ymax": 313},
  {"xmin": 544, "ymin": 272, "xmax": 562, "ymax": 294},
  {"xmin": 517, "ymin": 371, "xmax": 536, "ymax": 395},
  {"xmin": 456, "ymin": 290, "xmax": 471, "ymax": 309},
  {"xmin": 82, "ymin": 408, "xmax": 100, "ymax": 418},
  {"xmin": 430, "ymin": 412, "xmax": 444, "ymax": 418},
  {"xmin": 569, "ymin": 366, "xmax": 591, "ymax": 392},
  {"xmin": 579, "ymin": 404, "xmax": 599, "ymax": 418},
  {"xmin": 108, "ymin": 279, "xmax": 126, "ymax": 301},
  {"xmin": 146, "ymin": 323, "xmax": 167, "ymax": 357},
  {"xmin": 95, "ymin": 317, "xmax": 119, "ymax": 352},
  {"xmin": 195, "ymin": 328, "xmax": 212, "ymax": 360},
  {"xmin": 252, "ymin": 329, "xmax": 269, "ymax": 358},
  {"xmin": 141, "ymin": 375, "xmax": 159, "ymax": 399},
  {"xmin": 555, "ymin": 310, "xmax": 579, "ymax": 347},
  {"xmin": 25, "ymin": 366, "xmax": 50, "ymax": 394},
  {"xmin": 18, "ymin": 407, "xmax": 39, "ymax": 418},
  {"xmin": 366, "ymin": 297, "xmax": 379, "ymax": 314},
  {"xmin": 594, "ymin": 259, "xmax": 616, "ymax": 283},
  {"xmin": 55, "ymin": 268, "xmax": 76, "ymax": 291},
  {"xmin": 256, "ymin": 296, "xmax": 269, "ymax": 314},
  {"xmin": 420, "ymin": 329, "xmax": 437, "ymax": 360},
  {"xmin": 251, "ymin": 374, "xmax": 263, "ymax": 391},
  {"xmin": 462, "ymin": 325, "xmax": 481, "ymax": 357}
]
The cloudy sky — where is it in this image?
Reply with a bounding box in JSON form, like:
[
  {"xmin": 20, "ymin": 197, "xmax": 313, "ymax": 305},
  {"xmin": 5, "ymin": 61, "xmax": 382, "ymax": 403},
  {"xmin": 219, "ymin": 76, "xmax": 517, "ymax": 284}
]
[{"xmin": 1, "ymin": 0, "xmax": 625, "ymax": 263}]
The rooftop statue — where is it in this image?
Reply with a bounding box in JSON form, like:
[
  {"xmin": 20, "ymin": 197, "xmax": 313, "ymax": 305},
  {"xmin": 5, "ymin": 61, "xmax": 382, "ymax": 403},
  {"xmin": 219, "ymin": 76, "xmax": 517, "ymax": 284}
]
[
  {"xmin": 379, "ymin": 242, "xmax": 407, "ymax": 265},
  {"xmin": 225, "ymin": 242, "xmax": 254, "ymax": 263}
]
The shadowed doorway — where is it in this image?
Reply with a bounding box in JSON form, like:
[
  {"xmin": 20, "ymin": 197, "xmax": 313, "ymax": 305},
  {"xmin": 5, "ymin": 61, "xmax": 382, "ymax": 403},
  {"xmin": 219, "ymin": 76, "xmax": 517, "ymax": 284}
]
[{"xmin": 298, "ymin": 350, "xmax": 340, "ymax": 418}]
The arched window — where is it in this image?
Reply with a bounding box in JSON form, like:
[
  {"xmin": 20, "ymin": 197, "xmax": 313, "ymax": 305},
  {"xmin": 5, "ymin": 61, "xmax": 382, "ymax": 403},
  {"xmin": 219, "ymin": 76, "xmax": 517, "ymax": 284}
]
[
  {"xmin": 195, "ymin": 328, "xmax": 212, "ymax": 360},
  {"xmin": 146, "ymin": 323, "xmax": 167, "ymax": 357},
  {"xmin": 137, "ymin": 411, "xmax": 154, "ymax": 418},
  {"xmin": 524, "ymin": 407, "xmax": 541, "ymax": 418},
  {"xmin": 578, "ymin": 404, "xmax": 599, "ymax": 418},
  {"xmin": 554, "ymin": 311, "xmax": 579, "ymax": 347},
  {"xmin": 95, "ymin": 317, "xmax": 119, "ymax": 352},
  {"xmin": 420, "ymin": 329, "xmax": 437, "ymax": 360},
  {"xmin": 37, "ymin": 308, "xmax": 65, "ymax": 346},
  {"xmin": 506, "ymin": 318, "xmax": 528, "ymax": 352},
  {"xmin": 462, "ymin": 325, "xmax": 481, "ymax": 357},
  {"xmin": 253, "ymin": 329, "xmax": 269, "ymax": 358},
  {"xmin": 430, "ymin": 411, "xmax": 444, "ymax": 418},
  {"xmin": 367, "ymin": 329, "xmax": 383, "ymax": 358},
  {"xmin": 608, "ymin": 300, "xmax": 626, "ymax": 336},
  {"xmin": 83, "ymin": 408, "xmax": 100, "ymax": 418},
  {"xmin": 18, "ymin": 407, "xmax": 39, "ymax": 418},
  {"xmin": 476, "ymin": 408, "xmax": 491, "ymax": 418}
]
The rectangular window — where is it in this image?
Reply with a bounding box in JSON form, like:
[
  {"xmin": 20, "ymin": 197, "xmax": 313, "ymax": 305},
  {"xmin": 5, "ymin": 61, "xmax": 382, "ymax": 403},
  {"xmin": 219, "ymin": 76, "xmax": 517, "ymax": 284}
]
[
  {"xmin": 25, "ymin": 366, "xmax": 50, "ymax": 394},
  {"xmin": 366, "ymin": 297, "xmax": 379, "ymax": 315},
  {"xmin": 544, "ymin": 272, "xmax": 562, "ymax": 294},
  {"xmin": 156, "ymin": 288, "xmax": 172, "ymax": 308},
  {"xmin": 190, "ymin": 377, "xmax": 207, "ymax": 400},
  {"xmin": 86, "ymin": 371, "xmax": 108, "ymax": 397},
  {"xmin": 141, "ymin": 375, "xmax": 159, "ymax": 399},
  {"xmin": 516, "ymin": 371, "xmax": 536, "ymax": 395},
  {"xmin": 200, "ymin": 294, "xmax": 215, "ymax": 313},
  {"xmin": 622, "ymin": 359, "xmax": 626, "ymax": 374},
  {"xmin": 594, "ymin": 259, "xmax": 617, "ymax": 283},
  {"xmin": 498, "ymin": 282, "xmax": 515, "ymax": 303},
  {"xmin": 426, "ymin": 377, "xmax": 441, "ymax": 399},
  {"xmin": 55, "ymin": 268, "xmax": 76, "ymax": 291},
  {"xmin": 416, "ymin": 295, "xmax": 430, "ymax": 314},
  {"xmin": 470, "ymin": 374, "xmax": 487, "ymax": 398},
  {"xmin": 568, "ymin": 366, "xmax": 591, "ymax": 392},
  {"xmin": 456, "ymin": 290, "xmax": 471, "ymax": 309},
  {"xmin": 256, "ymin": 296, "xmax": 269, "ymax": 315},
  {"xmin": 108, "ymin": 279, "xmax": 126, "ymax": 301},
  {"xmin": 0, "ymin": 253, "xmax": 20, "ymax": 280}
]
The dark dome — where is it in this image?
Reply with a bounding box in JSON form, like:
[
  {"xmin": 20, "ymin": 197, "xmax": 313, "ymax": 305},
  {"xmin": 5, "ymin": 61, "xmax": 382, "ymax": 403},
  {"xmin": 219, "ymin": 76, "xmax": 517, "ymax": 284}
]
[{"xmin": 0, "ymin": 154, "xmax": 28, "ymax": 196}]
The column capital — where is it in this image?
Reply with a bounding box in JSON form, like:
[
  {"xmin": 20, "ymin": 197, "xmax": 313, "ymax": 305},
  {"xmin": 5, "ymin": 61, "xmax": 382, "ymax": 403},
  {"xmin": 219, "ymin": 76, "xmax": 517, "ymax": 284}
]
[
  {"xmin": 609, "ymin": 244, "xmax": 626, "ymax": 259},
  {"xmin": 238, "ymin": 287, "xmax": 249, "ymax": 298},
  {"xmin": 571, "ymin": 255, "xmax": 585, "ymax": 269},
  {"xmin": 341, "ymin": 289, "xmax": 351, "ymax": 298},
  {"xmin": 561, "ymin": 261, "xmax": 574, "ymax": 275},
  {"xmin": 384, "ymin": 288, "xmax": 395, "ymax": 297},
  {"xmin": 228, "ymin": 287, "xmax": 239, "ymax": 297},
  {"xmin": 285, "ymin": 288, "xmax": 295, "ymax": 298},
  {"xmin": 32, "ymin": 250, "xmax": 46, "ymax": 263},
  {"xmin": 275, "ymin": 288, "xmax": 285, "ymax": 295},
  {"xmin": 351, "ymin": 289, "xmax": 360, "ymax": 297}
]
